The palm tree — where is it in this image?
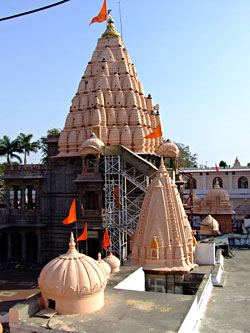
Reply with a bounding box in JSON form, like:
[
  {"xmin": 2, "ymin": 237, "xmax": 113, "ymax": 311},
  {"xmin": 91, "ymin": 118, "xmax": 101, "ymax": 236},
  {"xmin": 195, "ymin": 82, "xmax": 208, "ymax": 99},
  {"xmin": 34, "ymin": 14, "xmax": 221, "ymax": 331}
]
[
  {"xmin": 0, "ymin": 135, "xmax": 22, "ymax": 164},
  {"xmin": 17, "ymin": 133, "xmax": 39, "ymax": 165}
]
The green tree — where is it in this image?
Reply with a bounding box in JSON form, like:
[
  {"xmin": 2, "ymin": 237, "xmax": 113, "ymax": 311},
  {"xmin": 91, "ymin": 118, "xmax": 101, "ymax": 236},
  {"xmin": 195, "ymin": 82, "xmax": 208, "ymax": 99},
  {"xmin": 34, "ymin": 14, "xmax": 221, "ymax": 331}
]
[
  {"xmin": 175, "ymin": 142, "xmax": 198, "ymax": 168},
  {"xmin": 39, "ymin": 128, "xmax": 61, "ymax": 164},
  {"xmin": 219, "ymin": 160, "xmax": 227, "ymax": 168},
  {"xmin": 47, "ymin": 128, "xmax": 61, "ymax": 135},
  {"xmin": 0, "ymin": 135, "xmax": 22, "ymax": 164},
  {"xmin": 17, "ymin": 133, "xmax": 39, "ymax": 165}
]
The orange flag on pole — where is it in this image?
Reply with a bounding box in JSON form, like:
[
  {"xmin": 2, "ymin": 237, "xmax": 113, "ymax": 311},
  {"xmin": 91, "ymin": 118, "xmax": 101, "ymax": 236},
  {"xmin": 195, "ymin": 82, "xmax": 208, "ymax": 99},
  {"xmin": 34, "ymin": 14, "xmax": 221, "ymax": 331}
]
[
  {"xmin": 103, "ymin": 229, "xmax": 111, "ymax": 252},
  {"xmin": 77, "ymin": 223, "xmax": 87, "ymax": 241},
  {"xmin": 89, "ymin": 0, "xmax": 107, "ymax": 25},
  {"xmin": 62, "ymin": 199, "xmax": 77, "ymax": 225},
  {"xmin": 145, "ymin": 123, "xmax": 162, "ymax": 139},
  {"xmin": 215, "ymin": 163, "xmax": 220, "ymax": 175}
]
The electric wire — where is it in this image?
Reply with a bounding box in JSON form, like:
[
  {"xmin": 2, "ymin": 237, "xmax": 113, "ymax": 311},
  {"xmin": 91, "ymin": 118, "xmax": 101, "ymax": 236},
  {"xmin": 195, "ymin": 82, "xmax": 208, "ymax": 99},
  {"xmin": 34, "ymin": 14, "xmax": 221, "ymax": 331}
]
[{"xmin": 0, "ymin": 0, "xmax": 71, "ymax": 22}]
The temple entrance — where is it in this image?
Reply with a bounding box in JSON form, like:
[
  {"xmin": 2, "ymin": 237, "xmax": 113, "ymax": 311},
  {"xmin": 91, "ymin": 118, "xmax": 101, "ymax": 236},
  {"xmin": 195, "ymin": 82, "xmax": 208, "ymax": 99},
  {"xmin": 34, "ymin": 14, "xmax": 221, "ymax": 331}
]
[
  {"xmin": 0, "ymin": 232, "xmax": 8, "ymax": 262},
  {"xmin": 26, "ymin": 231, "xmax": 38, "ymax": 263},
  {"xmin": 11, "ymin": 232, "xmax": 22, "ymax": 262}
]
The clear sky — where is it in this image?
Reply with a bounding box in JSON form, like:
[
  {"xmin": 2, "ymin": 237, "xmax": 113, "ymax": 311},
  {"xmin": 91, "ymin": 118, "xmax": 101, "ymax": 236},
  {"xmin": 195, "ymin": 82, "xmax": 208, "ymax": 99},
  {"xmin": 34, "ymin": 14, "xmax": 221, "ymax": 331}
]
[{"xmin": 1, "ymin": 0, "xmax": 250, "ymax": 167}]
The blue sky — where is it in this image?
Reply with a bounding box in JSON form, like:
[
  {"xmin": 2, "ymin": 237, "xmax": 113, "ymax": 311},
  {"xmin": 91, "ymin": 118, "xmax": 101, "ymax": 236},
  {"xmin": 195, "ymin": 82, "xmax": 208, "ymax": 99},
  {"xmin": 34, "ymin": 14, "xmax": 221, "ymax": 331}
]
[{"xmin": 1, "ymin": 0, "xmax": 250, "ymax": 166}]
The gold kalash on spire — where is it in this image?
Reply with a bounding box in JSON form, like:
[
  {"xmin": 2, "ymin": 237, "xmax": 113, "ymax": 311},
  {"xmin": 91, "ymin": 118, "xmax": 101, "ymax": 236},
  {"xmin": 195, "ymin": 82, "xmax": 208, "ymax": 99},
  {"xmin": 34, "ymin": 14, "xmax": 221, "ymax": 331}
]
[{"xmin": 101, "ymin": 13, "xmax": 120, "ymax": 38}]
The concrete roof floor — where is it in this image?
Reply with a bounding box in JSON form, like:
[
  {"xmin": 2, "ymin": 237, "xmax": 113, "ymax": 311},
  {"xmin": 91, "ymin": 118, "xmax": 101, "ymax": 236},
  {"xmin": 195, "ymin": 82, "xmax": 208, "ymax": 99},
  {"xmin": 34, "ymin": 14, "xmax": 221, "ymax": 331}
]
[{"xmin": 199, "ymin": 248, "xmax": 250, "ymax": 333}]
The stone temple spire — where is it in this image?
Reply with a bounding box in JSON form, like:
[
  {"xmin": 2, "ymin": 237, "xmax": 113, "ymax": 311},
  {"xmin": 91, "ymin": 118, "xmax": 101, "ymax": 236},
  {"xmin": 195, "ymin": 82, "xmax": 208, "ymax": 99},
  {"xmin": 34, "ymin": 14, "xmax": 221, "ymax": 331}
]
[
  {"xmin": 131, "ymin": 158, "xmax": 196, "ymax": 272},
  {"xmin": 57, "ymin": 16, "xmax": 163, "ymax": 157}
]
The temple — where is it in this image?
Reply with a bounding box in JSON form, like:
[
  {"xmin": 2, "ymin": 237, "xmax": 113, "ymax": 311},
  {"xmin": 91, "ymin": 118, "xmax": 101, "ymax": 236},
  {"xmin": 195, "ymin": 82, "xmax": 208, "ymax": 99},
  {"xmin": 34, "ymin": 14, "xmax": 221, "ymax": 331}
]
[{"xmin": 0, "ymin": 16, "xmax": 163, "ymax": 266}]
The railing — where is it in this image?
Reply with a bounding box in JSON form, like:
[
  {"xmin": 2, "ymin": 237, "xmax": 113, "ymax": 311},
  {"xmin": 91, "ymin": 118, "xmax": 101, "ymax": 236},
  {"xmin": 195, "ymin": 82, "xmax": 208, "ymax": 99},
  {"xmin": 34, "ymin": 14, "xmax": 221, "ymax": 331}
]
[{"xmin": 0, "ymin": 211, "xmax": 37, "ymax": 225}]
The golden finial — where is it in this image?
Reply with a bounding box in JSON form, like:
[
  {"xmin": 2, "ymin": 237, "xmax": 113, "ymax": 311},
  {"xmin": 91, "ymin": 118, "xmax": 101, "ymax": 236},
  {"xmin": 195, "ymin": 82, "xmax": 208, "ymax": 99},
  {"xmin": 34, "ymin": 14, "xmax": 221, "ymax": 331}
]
[{"xmin": 101, "ymin": 14, "xmax": 120, "ymax": 38}]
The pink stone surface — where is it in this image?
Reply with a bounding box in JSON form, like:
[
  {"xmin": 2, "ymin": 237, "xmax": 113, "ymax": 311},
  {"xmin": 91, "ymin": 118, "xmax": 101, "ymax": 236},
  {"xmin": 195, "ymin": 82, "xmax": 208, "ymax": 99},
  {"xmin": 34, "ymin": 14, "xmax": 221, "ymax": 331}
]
[
  {"xmin": 104, "ymin": 253, "xmax": 120, "ymax": 273},
  {"xmin": 38, "ymin": 233, "xmax": 107, "ymax": 315},
  {"xmin": 131, "ymin": 158, "xmax": 196, "ymax": 272},
  {"xmin": 57, "ymin": 18, "xmax": 163, "ymax": 156}
]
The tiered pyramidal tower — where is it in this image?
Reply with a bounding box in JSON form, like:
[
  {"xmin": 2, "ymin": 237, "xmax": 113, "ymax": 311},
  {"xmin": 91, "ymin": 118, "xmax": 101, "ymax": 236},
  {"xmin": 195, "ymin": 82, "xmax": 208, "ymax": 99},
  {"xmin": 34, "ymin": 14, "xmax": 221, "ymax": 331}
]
[
  {"xmin": 57, "ymin": 16, "xmax": 163, "ymax": 157},
  {"xmin": 131, "ymin": 159, "xmax": 196, "ymax": 272}
]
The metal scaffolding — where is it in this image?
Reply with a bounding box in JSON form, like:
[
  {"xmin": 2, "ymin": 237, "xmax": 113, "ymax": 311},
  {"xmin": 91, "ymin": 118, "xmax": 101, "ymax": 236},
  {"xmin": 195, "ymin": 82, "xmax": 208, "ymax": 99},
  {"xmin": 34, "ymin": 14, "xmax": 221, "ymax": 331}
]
[{"xmin": 104, "ymin": 151, "xmax": 157, "ymax": 262}]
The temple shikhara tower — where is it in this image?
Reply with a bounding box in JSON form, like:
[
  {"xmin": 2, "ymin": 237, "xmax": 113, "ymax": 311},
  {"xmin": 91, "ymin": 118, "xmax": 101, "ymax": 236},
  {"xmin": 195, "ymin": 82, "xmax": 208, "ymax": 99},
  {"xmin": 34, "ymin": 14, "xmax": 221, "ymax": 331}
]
[
  {"xmin": 131, "ymin": 158, "xmax": 196, "ymax": 272},
  {"xmin": 57, "ymin": 16, "xmax": 163, "ymax": 158}
]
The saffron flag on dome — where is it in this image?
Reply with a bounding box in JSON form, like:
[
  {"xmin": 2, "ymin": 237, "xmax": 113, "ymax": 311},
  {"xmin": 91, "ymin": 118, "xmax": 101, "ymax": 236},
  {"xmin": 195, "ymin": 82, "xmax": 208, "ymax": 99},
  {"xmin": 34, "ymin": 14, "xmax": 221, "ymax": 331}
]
[
  {"xmin": 62, "ymin": 199, "xmax": 77, "ymax": 225},
  {"xmin": 215, "ymin": 163, "xmax": 220, "ymax": 175},
  {"xmin": 77, "ymin": 223, "xmax": 87, "ymax": 241},
  {"xmin": 145, "ymin": 123, "xmax": 162, "ymax": 139},
  {"xmin": 89, "ymin": 0, "xmax": 107, "ymax": 25},
  {"xmin": 103, "ymin": 229, "xmax": 111, "ymax": 252}
]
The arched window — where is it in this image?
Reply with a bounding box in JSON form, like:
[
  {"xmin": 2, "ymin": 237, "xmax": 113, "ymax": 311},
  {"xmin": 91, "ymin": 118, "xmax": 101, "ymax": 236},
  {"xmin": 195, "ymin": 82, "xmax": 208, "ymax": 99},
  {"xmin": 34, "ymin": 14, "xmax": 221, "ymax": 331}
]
[
  {"xmin": 213, "ymin": 177, "xmax": 223, "ymax": 188},
  {"xmin": 185, "ymin": 178, "xmax": 197, "ymax": 190},
  {"xmin": 25, "ymin": 185, "xmax": 36, "ymax": 209},
  {"xmin": 10, "ymin": 185, "xmax": 22, "ymax": 209},
  {"xmin": 238, "ymin": 176, "xmax": 248, "ymax": 189}
]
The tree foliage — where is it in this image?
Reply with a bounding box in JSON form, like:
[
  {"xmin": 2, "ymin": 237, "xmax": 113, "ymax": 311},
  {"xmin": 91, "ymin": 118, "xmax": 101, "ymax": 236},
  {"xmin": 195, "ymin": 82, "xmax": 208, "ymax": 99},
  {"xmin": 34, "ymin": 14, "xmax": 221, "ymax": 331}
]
[
  {"xmin": 219, "ymin": 160, "xmax": 227, "ymax": 168},
  {"xmin": 0, "ymin": 135, "xmax": 22, "ymax": 164},
  {"xmin": 175, "ymin": 142, "xmax": 198, "ymax": 168},
  {"xmin": 39, "ymin": 128, "xmax": 61, "ymax": 164},
  {"xmin": 17, "ymin": 133, "xmax": 39, "ymax": 165}
]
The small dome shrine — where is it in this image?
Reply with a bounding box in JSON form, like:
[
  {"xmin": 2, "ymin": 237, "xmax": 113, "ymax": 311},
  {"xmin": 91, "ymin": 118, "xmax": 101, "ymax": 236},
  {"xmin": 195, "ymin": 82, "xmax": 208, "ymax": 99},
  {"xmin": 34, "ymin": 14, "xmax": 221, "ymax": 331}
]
[
  {"xmin": 104, "ymin": 253, "xmax": 120, "ymax": 273},
  {"xmin": 205, "ymin": 181, "xmax": 233, "ymax": 211},
  {"xmin": 200, "ymin": 215, "xmax": 220, "ymax": 235},
  {"xmin": 38, "ymin": 233, "xmax": 107, "ymax": 315},
  {"xmin": 79, "ymin": 133, "xmax": 104, "ymax": 155},
  {"xmin": 156, "ymin": 139, "xmax": 179, "ymax": 159},
  {"xmin": 97, "ymin": 252, "xmax": 111, "ymax": 278}
]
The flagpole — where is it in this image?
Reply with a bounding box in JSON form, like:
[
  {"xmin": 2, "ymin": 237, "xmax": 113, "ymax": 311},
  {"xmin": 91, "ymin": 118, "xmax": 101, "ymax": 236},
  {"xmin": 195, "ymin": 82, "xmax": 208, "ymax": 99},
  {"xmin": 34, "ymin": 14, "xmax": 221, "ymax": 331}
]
[
  {"xmin": 118, "ymin": 2, "xmax": 123, "ymax": 40},
  {"xmin": 86, "ymin": 238, "xmax": 88, "ymax": 255},
  {"xmin": 75, "ymin": 219, "xmax": 79, "ymax": 251}
]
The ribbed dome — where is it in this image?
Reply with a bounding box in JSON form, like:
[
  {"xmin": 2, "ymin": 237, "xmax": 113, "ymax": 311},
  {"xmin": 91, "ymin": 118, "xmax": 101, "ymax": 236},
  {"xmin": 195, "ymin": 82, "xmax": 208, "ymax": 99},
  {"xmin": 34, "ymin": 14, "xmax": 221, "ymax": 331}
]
[
  {"xmin": 156, "ymin": 139, "xmax": 179, "ymax": 158},
  {"xmin": 39, "ymin": 233, "xmax": 107, "ymax": 297},
  {"xmin": 97, "ymin": 252, "xmax": 111, "ymax": 278},
  {"xmin": 78, "ymin": 133, "xmax": 104, "ymax": 154},
  {"xmin": 38, "ymin": 233, "xmax": 107, "ymax": 314},
  {"xmin": 205, "ymin": 181, "xmax": 230, "ymax": 205},
  {"xmin": 104, "ymin": 253, "xmax": 120, "ymax": 273}
]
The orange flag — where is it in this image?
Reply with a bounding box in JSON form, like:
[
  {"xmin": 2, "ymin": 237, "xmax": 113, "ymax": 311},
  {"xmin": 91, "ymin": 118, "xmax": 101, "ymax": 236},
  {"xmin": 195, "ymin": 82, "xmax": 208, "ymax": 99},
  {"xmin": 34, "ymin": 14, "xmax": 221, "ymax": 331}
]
[
  {"xmin": 89, "ymin": 0, "xmax": 107, "ymax": 25},
  {"xmin": 103, "ymin": 229, "xmax": 111, "ymax": 252},
  {"xmin": 77, "ymin": 223, "xmax": 87, "ymax": 241},
  {"xmin": 113, "ymin": 185, "xmax": 120, "ymax": 208},
  {"xmin": 145, "ymin": 123, "xmax": 162, "ymax": 139},
  {"xmin": 62, "ymin": 199, "xmax": 77, "ymax": 225},
  {"xmin": 215, "ymin": 163, "xmax": 220, "ymax": 175}
]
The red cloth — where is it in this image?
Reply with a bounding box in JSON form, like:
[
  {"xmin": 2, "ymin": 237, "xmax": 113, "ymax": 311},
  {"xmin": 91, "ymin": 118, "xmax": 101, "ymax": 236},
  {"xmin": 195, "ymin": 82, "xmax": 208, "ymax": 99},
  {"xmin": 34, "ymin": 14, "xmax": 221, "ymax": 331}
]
[{"xmin": 62, "ymin": 199, "xmax": 77, "ymax": 224}]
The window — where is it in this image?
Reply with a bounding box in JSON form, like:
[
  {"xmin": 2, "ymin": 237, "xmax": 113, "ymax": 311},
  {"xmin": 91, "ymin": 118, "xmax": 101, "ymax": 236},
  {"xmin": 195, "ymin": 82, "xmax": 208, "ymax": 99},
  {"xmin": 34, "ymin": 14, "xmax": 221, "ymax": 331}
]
[
  {"xmin": 185, "ymin": 178, "xmax": 197, "ymax": 190},
  {"xmin": 85, "ymin": 154, "xmax": 97, "ymax": 167},
  {"xmin": 238, "ymin": 176, "xmax": 248, "ymax": 189},
  {"xmin": 213, "ymin": 177, "xmax": 223, "ymax": 188},
  {"xmin": 25, "ymin": 185, "xmax": 36, "ymax": 209},
  {"xmin": 10, "ymin": 185, "xmax": 22, "ymax": 209},
  {"xmin": 83, "ymin": 191, "xmax": 98, "ymax": 210}
]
